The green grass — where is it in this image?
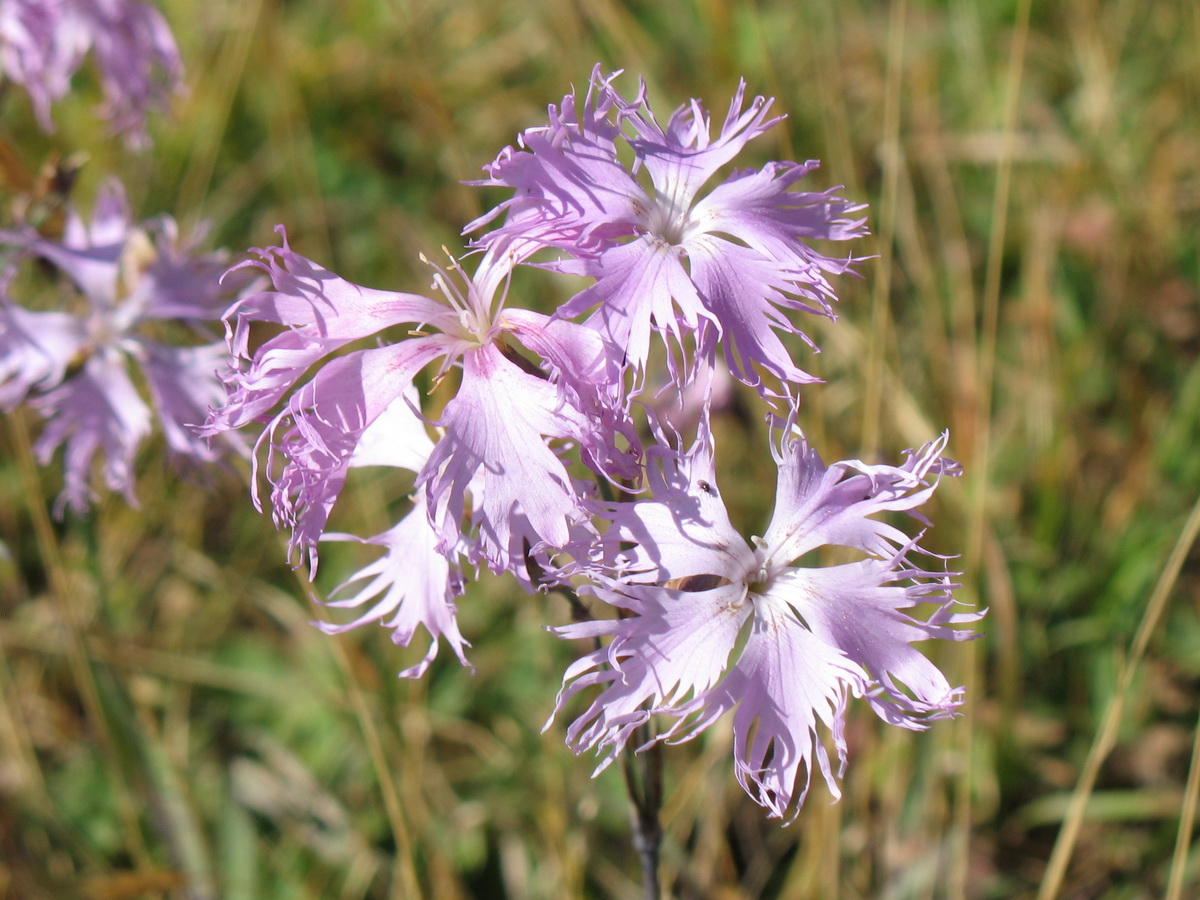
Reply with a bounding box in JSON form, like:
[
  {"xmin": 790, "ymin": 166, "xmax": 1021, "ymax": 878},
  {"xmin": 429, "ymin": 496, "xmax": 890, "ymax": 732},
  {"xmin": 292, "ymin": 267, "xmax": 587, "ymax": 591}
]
[{"xmin": 3, "ymin": 0, "xmax": 1200, "ymax": 897}]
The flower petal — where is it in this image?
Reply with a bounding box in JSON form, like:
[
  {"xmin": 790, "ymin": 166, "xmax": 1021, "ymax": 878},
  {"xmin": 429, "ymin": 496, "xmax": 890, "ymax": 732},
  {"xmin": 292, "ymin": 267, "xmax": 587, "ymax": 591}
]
[
  {"xmin": 205, "ymin": 230, "xmax": 446, "ymax": 434},
  {"xmin": 502, "ymin": 306, "xmax": 641, "ymax": 482},
  {"xmin": 548, "ymin": 579, "xmax": 751, "ymax": 773},
  {"xmin": 682, "ymin": 601, "xmax": 866, "ymax": 821},
  {"xmin": 763, "ymin": 430, "xmax": 957, "ymax": 564},
  {"xmin": 32, "ymin": 351, "xmax": 151, "ymax": 514},
  {"xmin": 774, "ymin": 556, "xmax": 980, "ymax": 728},
  {"xmin": 0, "ymin": 289, "xmax": 87, "ymax": 409},
  {"xmin": 614, "ymin": 78, "xmax": 783, "ymax": 214},
  {"xmin": 553, "ymin": 237, "xmax": 716, "ymax": 379},
  {"xmin": 141, "ymin": 340, "xmax": 242, "ymax": 461},
  {"xmin": 421, "ymin": 343, "xmax": 590, "ymax": 571},
  {"xmin": 261, "ymin": 338, "xmax": 448, "ymax": 573},
  {"xmin": 467, "ymin": 65, "xmax": 643, "ymax": 252},
  {"xmin": 319, "ymin": 495, "xmax": 471, "ymax": 679}
]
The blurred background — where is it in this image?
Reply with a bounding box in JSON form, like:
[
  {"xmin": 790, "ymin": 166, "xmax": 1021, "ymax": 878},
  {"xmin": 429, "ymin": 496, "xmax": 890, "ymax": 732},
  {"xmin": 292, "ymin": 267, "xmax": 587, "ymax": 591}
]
[{"xmin": 1, "ymin": 0, "xmax": 1199, "ymax": 897}]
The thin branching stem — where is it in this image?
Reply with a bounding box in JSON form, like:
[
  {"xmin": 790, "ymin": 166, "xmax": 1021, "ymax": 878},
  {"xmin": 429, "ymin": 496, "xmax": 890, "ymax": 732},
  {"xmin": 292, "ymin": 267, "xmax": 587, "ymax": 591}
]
[{"xmin": 623, "ymin": 724, "xmax": 663, "ymax": 900}]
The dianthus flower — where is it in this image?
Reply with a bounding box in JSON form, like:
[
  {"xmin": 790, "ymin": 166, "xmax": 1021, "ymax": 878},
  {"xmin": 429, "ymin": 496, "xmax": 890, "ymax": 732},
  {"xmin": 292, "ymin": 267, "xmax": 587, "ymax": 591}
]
[
  {"xmin": 549, "ymin": 418, "xmax": 979, "ymax": 821},
  {"xmin": 203, "ymin": 233, "xmax": 639, "ymax": 577},
  {"xmin": 469, "ymin": 67, "xmax": 867, "ymax": 396},
  {"xmin": 0, "ymin": 178, "xmax": 245, "ymax": 513},
  {"xmin": 0, "ymin": 0, "xmax": 183, "ymax": 146}
]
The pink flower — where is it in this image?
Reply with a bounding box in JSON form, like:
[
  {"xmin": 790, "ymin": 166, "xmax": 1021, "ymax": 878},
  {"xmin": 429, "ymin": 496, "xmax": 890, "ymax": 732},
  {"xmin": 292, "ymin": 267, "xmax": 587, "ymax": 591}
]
[
  {"xmin": 204, "ymin": 233, "xmax": 639, "ymax": 576},
  {"xmin": 470, "ymin": 67, "xmax": 867, "ymax": 396},
  {"xmin": 550, "ymin": 419, "xmax": 979, "ymax": 821},
  {"xmin": 0, "ymin": 0, "xmax": 183, "ymax": 146},
  {"xmin": 0, "ymin": 179, "xmax": 244, "ymax": 513}
]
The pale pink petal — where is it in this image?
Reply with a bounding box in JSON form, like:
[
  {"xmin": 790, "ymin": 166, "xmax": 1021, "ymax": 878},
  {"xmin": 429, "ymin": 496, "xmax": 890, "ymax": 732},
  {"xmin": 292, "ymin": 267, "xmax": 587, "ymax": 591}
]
[
  {"xmin": 687, "ymin": 235, "xmax": 827, "ymax": 389},
  {"xmin": 762, "ymin": 431, "xmax": 955, "ymax": 564},
  {"xmin": 466, "ymin": 65, "xmax": 642, "ymax": 252},
  {"xmin": 421, "ymin": 342, "xmax": 590, "ymax": 571},
  {"xmin": 680, "ymin": 604, "xmax": 865, "ymax": 821},
  {"xmin": 0, "ymin": 0, "xmax": 76, "ymax": 130},
  {"xmin": 595, "ymin": 419, "xmax": 745, "ymax": 583},
  {"xmin": 552, "ymin": 237, "xmax": 716, "ymax": 378},
  {"xmin": 1, "ymin": 179, "xmax": 128, "ymax": 308},
  {"xmin": 319, "ymin": 494, "xmax": 471, "ymax": 679},
  {"xmin": 547, "ymin": 579, "xmax": 751, "ymax": 773},
  {"xmin": 695, "ymin": 161, "xmax": 867, "ymax": 261},
  {"xmin": 613, "ymin": 78, "xmax": 783, "ymax": 215},
  {"xmin": 775, "ymin": 556, "xmax": 981, "ymax": 728},
  {"xmin": 347, "ymin": 385, "xmax": 434, "ymax": 472},
  {"xmin": 133, "ymin": 219, "xmax": 233, "ymax": 322},
  {"xmin": 140, "ymin": 340, "xmax": 240, "ymax": 461},
  {"xmin": 260, "ymin": 338, "xmax": 448, "ymax": 574},
  {"xmin": 74, "ymin": 0, "xmax": 184, "ymax": 146},
  {"xmin": 205, "ymin": 230, "xmax": 446, "ymax": 434},
  {"xmin": 32, "ymin": 351, "xmax": 150, "ymax": 514},
  {"xmin": 0, "ymin": 291, "xmax": 87, "ymax": 409},
  {"xmin": 501, "ymin": 306, "xmax": 641, "ymax": 482}
]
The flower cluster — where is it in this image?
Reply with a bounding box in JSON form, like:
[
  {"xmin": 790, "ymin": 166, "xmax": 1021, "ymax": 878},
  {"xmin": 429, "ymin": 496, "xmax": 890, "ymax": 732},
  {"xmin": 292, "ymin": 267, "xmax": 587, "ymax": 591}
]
[
  {"xmin": 204, "ymin": 68, "xmax": 979, "ymax": 820},
  {"xmin": 0, "ymin": 178, "xmax": 247, "ymax": 513},
  {"xmin": 0, "ymin": 0, "xmax": 183, "ymax": 146}
]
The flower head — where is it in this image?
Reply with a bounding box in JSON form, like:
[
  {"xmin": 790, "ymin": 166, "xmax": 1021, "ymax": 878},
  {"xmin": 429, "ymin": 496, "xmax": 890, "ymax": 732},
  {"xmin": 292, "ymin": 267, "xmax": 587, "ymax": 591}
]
[
  {"xmin": 204, "ymin": 233, "xmax": 639, "ymax": 576},
  {"xmin": 0, "ymin": 178, "xmax": 244, "ymax": 513},
  {"xmin": 470, "ymin": 67, "xmax": 868, "ymax": 396},
  {"xmin": 549, "ymin": 419, "xmax": 979, "ymax": 821}
]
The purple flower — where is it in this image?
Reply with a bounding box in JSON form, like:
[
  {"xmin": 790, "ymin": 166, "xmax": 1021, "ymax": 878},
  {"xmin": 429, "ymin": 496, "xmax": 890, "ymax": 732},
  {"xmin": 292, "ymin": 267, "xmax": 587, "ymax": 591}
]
[
  {"xmin": 204, "ymin": 233, "xmax": 639, "ymax": 576},
  {"xmin": 0, "ymin": 178, "xmax": 243, "ymax": 513},
  {"xmin": 470, "ymin": 67, "xmax": 868, "ymax": 396},
  {"xmin": 549, "ymin": 419, "xmax": 980, "ymax": 821},
  {"xmin": 0, "ymin": 0, "xmax": 183, "ymax": 146}
]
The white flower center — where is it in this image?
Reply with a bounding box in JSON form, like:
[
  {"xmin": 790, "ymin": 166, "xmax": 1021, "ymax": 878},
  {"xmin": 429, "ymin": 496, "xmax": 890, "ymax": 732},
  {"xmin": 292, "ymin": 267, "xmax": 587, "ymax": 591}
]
[
  {"xmin": 745, "ymin": 535, "xmax": 774, "ymax": 595},
  {"xmin": 422, "ymin": 250, "xmax": 506, "ymax": 346},
  {"xmin": 645, "ymin": 194, "xmax": 691, "ymax": 246}
]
